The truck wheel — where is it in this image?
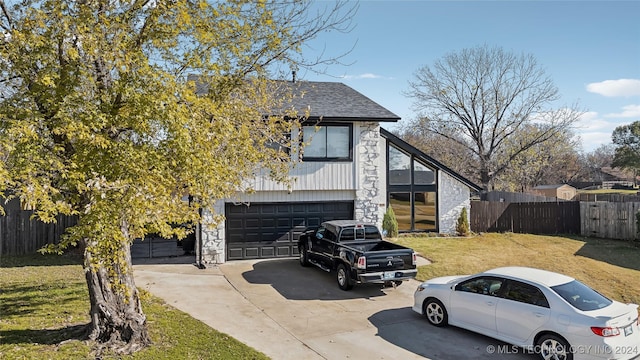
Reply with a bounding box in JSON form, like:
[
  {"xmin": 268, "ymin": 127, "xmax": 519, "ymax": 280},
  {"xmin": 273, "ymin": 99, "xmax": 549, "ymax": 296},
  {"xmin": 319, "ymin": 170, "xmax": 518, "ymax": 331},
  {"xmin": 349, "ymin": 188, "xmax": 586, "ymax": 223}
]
[
  {"xmin": 298, "ymin": 244, "xmax": 309, "ymax": 267},
  {"xmin": 383, "ymin": 280, "xmax": 403, "ymax": 288},
  {"xmin": 336, "ymin": 263, "xmax": 353, "ymax": 291}
]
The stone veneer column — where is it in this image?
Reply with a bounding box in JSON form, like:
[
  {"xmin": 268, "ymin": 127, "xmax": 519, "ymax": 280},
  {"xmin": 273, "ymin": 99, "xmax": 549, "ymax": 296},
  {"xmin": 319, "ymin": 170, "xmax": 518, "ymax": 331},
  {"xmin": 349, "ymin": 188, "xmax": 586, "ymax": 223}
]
[
  {"xmin": 199, "ymin": 202, "xmax": 226, "ymax": 264},
  {"xmin": 354, "ymin": 122, "xmax": 385, "ymax": 229},
  {"xmin": 439, "ymin": 172, "xmax": 471, "ymax": 234}
]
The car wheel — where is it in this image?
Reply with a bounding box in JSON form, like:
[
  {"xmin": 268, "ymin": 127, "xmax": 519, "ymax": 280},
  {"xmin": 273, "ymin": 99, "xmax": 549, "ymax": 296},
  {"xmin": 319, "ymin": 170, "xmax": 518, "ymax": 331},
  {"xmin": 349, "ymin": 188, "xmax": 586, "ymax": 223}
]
[
  {"xmin": 537, "ymin": 334, "xmax": 573, "ymax": 360},
  {"xmin": 298, "ymin": 244, "xmax": 309, "ymax": 267},
  {"xmin": 423, "ymin": 298, "xmax": 448, "ymax": 327},
  {"xmin": 336, "ymin": 263, "xmax": 353, "ymax": 291}
]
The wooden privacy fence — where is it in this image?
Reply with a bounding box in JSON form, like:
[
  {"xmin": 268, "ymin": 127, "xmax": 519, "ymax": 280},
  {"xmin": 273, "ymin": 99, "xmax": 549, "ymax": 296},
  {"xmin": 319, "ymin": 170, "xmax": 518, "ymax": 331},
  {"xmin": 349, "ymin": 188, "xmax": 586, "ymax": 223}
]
[
  {"xmin": 471, "ymin": 201, "xmax": 581, "ymax": 235},
  {"xmin": 0, "ymin": 198, "xmax": 77, "ymax": 257},
  {"xmin": 471, "ymin": 201, "xmax": 640, "ymax": 241},
  {"xmin": 581, "ymin": 202, "xmax": 640, "ymax": 241}
]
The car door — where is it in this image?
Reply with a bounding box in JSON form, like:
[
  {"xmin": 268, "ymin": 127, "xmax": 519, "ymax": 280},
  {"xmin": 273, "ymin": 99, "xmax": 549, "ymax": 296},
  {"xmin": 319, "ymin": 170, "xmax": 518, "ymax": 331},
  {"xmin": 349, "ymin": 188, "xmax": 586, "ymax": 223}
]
[
  {"xmin": 449, "ymin": 276, "xmax": 504, "ymax": 336},
  {"xmin": 307, "ymin": 226, "xmax": 326, "ymax": 260},
  {"xmin": 315, "ymin": 227, "xmax": 337, "ymax": 266},
  {"xmin": 495, "ymin": 279, "xmax": 550, "ymax": 344}
]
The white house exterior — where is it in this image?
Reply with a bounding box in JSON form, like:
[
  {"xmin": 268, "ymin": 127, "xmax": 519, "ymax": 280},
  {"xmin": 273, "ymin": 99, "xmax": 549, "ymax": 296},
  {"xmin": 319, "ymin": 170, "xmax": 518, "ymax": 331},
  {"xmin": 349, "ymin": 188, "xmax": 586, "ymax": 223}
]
[
  {"xmin": 130, "ymin": 81, "xmax": 480, "ymax": 263},
  {"xmin": 193, "ymin": 81, "xmax": 481, "ymax": 264}
]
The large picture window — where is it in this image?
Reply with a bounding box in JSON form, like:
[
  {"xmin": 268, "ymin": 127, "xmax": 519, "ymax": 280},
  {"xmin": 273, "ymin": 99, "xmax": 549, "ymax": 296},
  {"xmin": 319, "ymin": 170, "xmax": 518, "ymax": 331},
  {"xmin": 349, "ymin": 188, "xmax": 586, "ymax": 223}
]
[
  {"xmin": 302, "ymin": 124, "xmax": 352, "ymax": 161},
  {"xmin": 387, "ymin": 144, "xmax": 437, "ymax": 232},
  {"xmin": 389, "ymin": 146, "xmax": 411, "ymax": 185}
]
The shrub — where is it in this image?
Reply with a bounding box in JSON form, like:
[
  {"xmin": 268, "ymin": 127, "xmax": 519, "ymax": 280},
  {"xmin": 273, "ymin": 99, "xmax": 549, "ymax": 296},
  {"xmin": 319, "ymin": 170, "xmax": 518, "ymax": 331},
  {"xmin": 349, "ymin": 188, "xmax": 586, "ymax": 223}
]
[
  {"xmin": 382, "ymin": 206, "xmax": 399, "ymax": 238},
  {"xmin": 456, "ymin": 207, "xmax": 470, "ymax": 236}
]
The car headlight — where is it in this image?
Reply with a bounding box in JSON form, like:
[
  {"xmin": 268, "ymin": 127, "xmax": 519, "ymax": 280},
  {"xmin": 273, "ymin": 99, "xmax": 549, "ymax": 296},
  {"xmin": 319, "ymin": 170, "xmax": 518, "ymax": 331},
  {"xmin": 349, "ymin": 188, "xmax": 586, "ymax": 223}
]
[{"xmin": 416, "ymin": 284, "xmax": 427, "ymax": 292}]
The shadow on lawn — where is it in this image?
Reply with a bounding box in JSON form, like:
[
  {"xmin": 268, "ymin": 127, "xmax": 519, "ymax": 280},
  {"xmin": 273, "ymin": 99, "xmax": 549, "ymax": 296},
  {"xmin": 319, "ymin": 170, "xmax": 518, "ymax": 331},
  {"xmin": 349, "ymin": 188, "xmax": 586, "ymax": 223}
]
[
  {"xmin": 0, "ymin": 252, "xmax": 83, "ymax": 268},
  {"xmin": 573, "ymin": 236, "xmax": 640, "ymax": 272},
  {"xmin": 0, "ymin": 323, "xmax": 88, "ymax": 345}
]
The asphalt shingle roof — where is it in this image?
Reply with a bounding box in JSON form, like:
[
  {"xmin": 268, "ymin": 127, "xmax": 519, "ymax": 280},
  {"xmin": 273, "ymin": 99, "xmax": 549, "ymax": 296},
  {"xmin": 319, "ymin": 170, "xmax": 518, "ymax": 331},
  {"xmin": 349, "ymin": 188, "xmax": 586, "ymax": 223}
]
[
  {"xmin": 282, "ymin": 81, "xmax": 400, "ymax": 122},
  {"xmin": 188, "ymin": 75, "xmax": 400, "ymax": 122}
]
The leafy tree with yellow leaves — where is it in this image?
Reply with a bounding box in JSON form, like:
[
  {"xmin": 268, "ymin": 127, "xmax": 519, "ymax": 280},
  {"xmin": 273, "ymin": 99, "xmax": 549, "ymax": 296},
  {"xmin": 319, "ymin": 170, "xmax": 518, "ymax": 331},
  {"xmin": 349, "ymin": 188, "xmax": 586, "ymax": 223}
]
[{"xmin": 0, "ymin": 0, "xmax": 356, "ymax": 354}]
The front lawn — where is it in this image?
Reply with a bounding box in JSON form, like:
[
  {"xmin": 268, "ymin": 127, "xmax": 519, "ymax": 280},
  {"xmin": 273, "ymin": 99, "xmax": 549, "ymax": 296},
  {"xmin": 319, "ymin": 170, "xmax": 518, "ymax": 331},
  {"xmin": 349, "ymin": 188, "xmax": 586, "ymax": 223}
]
[
  {"xmin": 394, "ymin": 233, "xmax": 640, "ymax": 305},
  {"xmin": 0, "ymin": 253, "xmax": 269, "ymax": 360}
]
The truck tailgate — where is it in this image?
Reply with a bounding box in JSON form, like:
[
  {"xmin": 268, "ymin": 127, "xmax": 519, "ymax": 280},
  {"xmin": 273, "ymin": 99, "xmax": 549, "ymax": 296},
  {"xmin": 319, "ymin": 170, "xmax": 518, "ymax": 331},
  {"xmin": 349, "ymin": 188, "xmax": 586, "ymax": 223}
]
[{"xmin": 365, "ymin": 250, "xmax": 414, "ymax": 271}]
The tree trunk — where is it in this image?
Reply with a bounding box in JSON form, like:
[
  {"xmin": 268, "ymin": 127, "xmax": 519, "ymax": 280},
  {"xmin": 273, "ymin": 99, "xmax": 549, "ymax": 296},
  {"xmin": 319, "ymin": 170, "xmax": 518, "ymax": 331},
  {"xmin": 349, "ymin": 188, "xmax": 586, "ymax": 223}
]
[{"xmin": 81, "ymin": 221, "xmax": 150, "ymax": 355}]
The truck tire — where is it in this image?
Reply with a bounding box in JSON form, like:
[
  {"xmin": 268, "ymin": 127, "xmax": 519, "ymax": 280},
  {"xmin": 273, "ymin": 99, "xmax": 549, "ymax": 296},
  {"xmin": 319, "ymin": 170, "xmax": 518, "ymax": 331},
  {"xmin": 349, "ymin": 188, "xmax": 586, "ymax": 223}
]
[
  {"xmin": 384, "ymin": 281, "xmax": 403, "ymax": 288},
  {"xmin": 298, "ymin": 244, "xmax": 309, "ymax": 267},
  {"xmin": 336, "ymin": 263, "xmax": 354, "ymax": 291}
]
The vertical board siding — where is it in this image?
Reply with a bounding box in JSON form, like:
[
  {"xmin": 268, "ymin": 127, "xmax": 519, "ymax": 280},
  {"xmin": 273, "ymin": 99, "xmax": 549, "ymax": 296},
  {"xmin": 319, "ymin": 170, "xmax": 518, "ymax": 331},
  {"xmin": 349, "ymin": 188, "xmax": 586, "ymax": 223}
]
[
  {"xmin": 580, "ymin": 202, "xmax": 640, "ymax": 240},
  {"xmin": 471, "ymin": 201, "xmax": 581, "ymax": 235},
  {"xmin": 1, "ymin": 198, "xmax": 77, "ymax": 256},
  {"xmin": 250, "ymin": 162, "xmax": 355, "ymax": 191}
]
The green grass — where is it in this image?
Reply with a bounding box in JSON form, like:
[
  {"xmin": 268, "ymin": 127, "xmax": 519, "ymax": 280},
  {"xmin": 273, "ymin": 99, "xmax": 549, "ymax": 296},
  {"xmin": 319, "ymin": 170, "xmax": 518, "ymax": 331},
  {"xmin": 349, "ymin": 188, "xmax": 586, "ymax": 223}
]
[
  {"xmin": 0, "ymin": 253, "xmax": 269, "ymax": 360},
  {"xmin": 394, "ymin": 233, "xmax": 640, "ymax": 305},
  {"xmin": 4, "ymin": 234, "xmax": 640, "ymax": 358}
]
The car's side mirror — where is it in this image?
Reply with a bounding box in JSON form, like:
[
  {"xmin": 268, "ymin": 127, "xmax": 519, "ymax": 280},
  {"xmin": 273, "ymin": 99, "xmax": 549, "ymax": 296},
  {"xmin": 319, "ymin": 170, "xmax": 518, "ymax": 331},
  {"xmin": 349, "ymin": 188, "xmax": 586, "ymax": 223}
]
[{"xmin": 316, "ymin": 233, "xmax": 324, "ymax": 240}]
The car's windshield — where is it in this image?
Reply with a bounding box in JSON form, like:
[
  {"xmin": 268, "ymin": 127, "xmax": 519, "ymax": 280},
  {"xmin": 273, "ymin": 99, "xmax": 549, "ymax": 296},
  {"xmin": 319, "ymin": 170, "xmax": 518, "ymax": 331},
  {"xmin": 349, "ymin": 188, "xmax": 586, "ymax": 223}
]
[{"xmin": 551, "ymin": 280, "xmax": 612, "ymax": 311}]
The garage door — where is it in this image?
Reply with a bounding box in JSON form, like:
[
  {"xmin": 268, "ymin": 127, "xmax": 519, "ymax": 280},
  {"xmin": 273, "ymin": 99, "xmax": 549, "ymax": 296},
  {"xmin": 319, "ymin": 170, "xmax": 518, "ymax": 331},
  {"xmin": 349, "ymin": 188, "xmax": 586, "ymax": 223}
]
[{"xmin": 225, "ymin": 201, "xmax": 354, "ymax": 260}]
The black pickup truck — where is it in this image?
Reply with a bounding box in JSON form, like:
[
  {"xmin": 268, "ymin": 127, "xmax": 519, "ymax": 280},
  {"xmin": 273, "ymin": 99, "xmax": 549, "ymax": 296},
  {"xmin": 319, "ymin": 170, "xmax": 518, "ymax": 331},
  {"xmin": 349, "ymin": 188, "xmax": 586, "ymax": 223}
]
[{"xmin": 298, "ymin": 220, "xmax": 418, "ymax": 290}]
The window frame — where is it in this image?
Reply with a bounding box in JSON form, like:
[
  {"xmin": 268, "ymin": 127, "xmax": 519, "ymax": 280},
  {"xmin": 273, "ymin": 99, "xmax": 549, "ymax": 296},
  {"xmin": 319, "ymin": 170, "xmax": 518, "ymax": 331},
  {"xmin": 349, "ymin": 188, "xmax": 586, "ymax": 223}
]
[
  {"xmin": 501, "ymin": 280, "xmax": 550, "ymax": 308},
  {"xmin": 387, "ymin": 143, "xmax": 438, "ymax": 232},
  {"xmin": 301, "ymin": 122, "xmax": 353, "ymax": 162},
  {"xmin": 455, "ymin": 276, "xmax": 504, "ymax": 297}
]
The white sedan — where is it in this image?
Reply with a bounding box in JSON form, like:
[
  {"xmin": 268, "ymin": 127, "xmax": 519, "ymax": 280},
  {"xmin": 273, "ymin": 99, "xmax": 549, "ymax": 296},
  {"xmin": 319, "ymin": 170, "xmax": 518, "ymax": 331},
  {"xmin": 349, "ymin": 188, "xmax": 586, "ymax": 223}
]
[{"xmin": 413, "ymin": 267, "xmax": 640, "ymax": 360}]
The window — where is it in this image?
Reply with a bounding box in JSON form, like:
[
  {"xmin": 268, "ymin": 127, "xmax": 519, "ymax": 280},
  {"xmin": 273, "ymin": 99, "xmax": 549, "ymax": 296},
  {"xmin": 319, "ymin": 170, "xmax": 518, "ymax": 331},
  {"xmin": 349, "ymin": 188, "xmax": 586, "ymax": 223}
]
[
  {"xmin": 551, "ymin": 280, "xmax": 612, "ymax": 311},
  {"xmin": 456, "ymin": 277, "xmax": 503, "ymax": 296},
  {"xmin": 414, "ymin": 192, "xmax": 436, "ymax": 231},
  {"xmin": 387, "ymin": 143, "xmax": 438, "ymax": 232},
  {"xmin": 389, "ymin": 192, "xmax": 411, "ymax": 231},
  {"xmin": 414, "ymin": 161, "xmax": 435, "ymax": 185},
  {"xmin": 302, "ymin": 124, "xmax": 351, "ymax": 160},
  {"xmin": 389, "ymin": 146, "xmax": 411, "ymax": 185},
  {"xmin": 503, "ymin": 280, "xmax": 549, "ymax": 308}
]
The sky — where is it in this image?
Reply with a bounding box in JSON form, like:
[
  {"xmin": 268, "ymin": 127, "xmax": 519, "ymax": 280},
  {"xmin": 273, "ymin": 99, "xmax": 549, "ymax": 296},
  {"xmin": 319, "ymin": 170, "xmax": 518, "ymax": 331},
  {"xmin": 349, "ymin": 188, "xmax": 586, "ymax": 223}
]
[{"xmin": 297, "ymin": 0, "xmax": 640, "ymax": 153}]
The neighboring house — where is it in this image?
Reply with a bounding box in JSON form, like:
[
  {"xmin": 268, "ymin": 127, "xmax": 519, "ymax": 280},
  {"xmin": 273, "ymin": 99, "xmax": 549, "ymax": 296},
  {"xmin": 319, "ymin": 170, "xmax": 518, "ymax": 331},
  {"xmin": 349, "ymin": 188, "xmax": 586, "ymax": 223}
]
[
  {"xmin": 192, "ymin": 80, "xmax": 481, "ymax": 263},
  {"xmin": 532, "ymin": 184, "xmax": 577, "ymax": 201},
  {"xmin": 599, "ymin": 167, "xmax": 638, "ymax": 188}
]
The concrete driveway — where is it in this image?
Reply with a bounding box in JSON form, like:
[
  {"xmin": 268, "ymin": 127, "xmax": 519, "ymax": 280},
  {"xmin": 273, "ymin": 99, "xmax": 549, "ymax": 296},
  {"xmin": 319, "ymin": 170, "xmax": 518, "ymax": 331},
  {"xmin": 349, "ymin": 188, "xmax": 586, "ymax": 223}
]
[{"xmin": 134, "ymin": 258, "xmax": 538, "ymax": 360}]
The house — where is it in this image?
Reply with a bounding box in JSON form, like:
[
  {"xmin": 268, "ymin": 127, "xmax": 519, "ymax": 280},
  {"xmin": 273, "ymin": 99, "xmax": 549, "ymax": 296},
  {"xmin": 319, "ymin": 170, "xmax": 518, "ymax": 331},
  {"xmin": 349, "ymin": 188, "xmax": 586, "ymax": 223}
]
[
  {"xmin": 130, "ymin": 80, "xmax": 480, "ymax": 262},
  {"xmin": 192, "ymin": 81, "xmax": 481, "ymax": 263},
  {"xmin": 532, "ymin": 184, "xmax": 577, "ymax": 201}
]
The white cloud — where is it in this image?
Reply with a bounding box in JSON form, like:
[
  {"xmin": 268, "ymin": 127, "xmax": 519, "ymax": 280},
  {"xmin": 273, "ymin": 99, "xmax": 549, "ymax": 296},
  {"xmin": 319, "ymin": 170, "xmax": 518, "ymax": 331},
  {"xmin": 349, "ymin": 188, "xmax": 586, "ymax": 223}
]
[
  {"xmin": 572, "ymin": 111, "xmax": 640, "ymax": 152},
  {"xmin": 575, "ymin": 111, "xmax": 611, "ymax": 131},
  {"xmin": 579, "ymin": 131, "xmax": 612, "ymax": 152},
  {"xmin": 339, "ymin": 73, "xmax": 393, "ymax": 80},
  {"xmin": 586, "ymin": 79, "xmax": 640, "ymax": 97},
  {"xmin": 604, "ymin": 104, "xmax": 640, "ymax": 118}
]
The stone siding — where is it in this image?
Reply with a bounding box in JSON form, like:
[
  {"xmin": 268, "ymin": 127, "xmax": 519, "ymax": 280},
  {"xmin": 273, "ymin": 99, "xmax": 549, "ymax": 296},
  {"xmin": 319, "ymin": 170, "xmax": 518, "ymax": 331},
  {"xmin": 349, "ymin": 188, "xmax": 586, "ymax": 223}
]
[
  {"xmin": 354, "ymin": 122, "xmax": 385, "ymax": 229},
  {"xmin": 438, "ymin": 172, "xmax": 471, "ymax": 234},
  {"xmin": 199, "ymin": 202, "xmax": 225, "ymax": 264}
]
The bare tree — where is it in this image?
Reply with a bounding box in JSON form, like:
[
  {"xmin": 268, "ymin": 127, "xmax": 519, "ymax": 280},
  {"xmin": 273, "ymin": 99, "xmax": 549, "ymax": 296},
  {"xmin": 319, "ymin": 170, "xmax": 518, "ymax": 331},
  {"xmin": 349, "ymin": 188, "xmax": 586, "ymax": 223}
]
[
  {"xmin": 405, "ymin": 45, "xmax": 582, "ymax": 191},
  {"xmin": 495, "ymin": 124, "xmax": 581, "ymax": 191},
  {"xmin": 397, "ymin": 123, "xmax": 479, "ymax": 184}
]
